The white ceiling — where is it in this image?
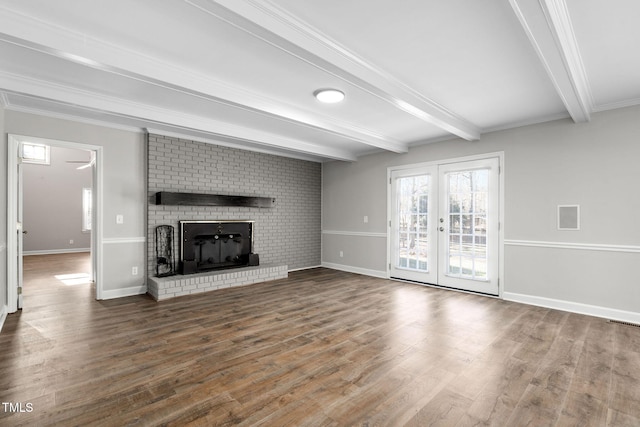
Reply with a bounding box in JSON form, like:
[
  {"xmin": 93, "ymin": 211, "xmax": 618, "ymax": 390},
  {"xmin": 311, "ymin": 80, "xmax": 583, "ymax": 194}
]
[{"xmin": 1, "ymin": 0, "xmax": 638, "ymax": 162}]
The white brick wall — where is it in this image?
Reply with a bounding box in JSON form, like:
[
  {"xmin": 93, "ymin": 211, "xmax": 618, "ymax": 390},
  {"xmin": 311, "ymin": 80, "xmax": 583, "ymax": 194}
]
[
  {"xmin": 147, "ymin": 134, "xmax": 321, "ymax": 276},
  {"xmin": 147, "ymin": 265, "xmax": 289, "ymax": 300}
]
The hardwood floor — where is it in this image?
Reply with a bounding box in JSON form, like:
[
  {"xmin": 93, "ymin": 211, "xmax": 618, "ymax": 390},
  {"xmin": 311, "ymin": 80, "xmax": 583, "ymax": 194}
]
[{"xmin": 1, "ymin": 254, "xmax": 639, "ymax": 426}]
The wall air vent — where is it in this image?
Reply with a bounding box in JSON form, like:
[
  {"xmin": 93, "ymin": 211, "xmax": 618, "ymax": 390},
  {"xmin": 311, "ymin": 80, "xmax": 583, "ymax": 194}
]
[{"xmin": 557, "ymin": 205, "xmax": 580, "ymax": 230}]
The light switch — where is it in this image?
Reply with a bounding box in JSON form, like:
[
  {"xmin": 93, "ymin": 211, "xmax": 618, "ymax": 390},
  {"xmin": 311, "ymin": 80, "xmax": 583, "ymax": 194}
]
[
  {"xmin": 116, "ymin": 214, "xmax": 124, "ymax": 224},
  {"xmin": 364, "ymin": 215, "xmax": 369, "ymax": 223}
]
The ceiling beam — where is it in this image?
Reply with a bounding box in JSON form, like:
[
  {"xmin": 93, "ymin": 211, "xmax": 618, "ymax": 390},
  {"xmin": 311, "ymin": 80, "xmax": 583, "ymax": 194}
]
[
  {"xmin": 509, "ymin": 0, "xmax": 592, "ymax": 122},
  {"xmin": 186, "ymin": 0, "xmax": 480, "ymax": 141},
  {"xmin": 0, "ymin": 6, "xmax": 402, "ymax": 156},
  {"xmin": 0, "ymin": 71, "xmax": 358, "ymax": 162},
  {"xmin": 2, "ymin": 90, "xmax": 332, "ymax": 162}
]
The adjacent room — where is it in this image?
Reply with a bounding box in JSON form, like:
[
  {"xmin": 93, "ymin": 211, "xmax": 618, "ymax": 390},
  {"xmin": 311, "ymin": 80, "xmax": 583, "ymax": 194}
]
[
  {"xmin": 22, "ymin": 143, "xmax": 94, "ymax": 296},
  {"xmin": 0, "ymin": 1, "xmax": 639, "ymax": 425}
]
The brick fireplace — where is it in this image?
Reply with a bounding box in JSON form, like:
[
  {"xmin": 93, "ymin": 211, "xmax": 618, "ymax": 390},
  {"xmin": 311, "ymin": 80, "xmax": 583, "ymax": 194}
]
[{"xmin": 146, "ymin": 133, "xmax": 321, "ymax": 300}]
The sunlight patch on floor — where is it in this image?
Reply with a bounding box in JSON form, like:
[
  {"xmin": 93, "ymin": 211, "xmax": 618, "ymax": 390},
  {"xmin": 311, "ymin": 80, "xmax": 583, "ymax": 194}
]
[{"xmin": 54, "ymin": 272, "xmax": 91, "ymax": 286}]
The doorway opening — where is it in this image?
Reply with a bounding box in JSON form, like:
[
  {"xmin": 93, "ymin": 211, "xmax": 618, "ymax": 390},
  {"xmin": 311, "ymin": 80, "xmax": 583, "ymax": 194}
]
[{"xmin": 7, "ymin": 134, "xmax": 103, "ymax": 313}]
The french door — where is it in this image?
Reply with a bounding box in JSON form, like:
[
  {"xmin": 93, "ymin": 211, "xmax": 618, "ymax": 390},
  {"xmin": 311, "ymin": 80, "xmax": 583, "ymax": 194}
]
[{"xmin": 390, "ymin": 157, "xmax": 500, "ymax": 295}]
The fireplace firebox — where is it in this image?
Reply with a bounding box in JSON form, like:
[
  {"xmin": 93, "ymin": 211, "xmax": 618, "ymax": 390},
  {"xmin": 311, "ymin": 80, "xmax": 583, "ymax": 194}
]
[{"xmin": 179, "ymin": 220, "xmax": 258, "ymax": 275}]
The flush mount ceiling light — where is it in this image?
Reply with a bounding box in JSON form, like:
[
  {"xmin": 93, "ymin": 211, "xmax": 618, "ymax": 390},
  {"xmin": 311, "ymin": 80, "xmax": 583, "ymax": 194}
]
[{"xmin": 314, "ymin": 89, "xmax": 345, "ymax": 104}]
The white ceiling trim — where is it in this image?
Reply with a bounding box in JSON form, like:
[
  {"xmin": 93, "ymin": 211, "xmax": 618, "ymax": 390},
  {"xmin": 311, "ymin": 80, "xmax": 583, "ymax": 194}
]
[
  {"xmin": 406, "ymin": 111, "xmax": 573, "ymax": 151},
  {"xmin": 186, "ymin": 0, "xmax": 481, "ymax": 141},
  {"xmin": 0, "ymin": 70, "xmax": 357, "ymax": 162},
  {"xmin": 509, "ymin": 0, "xmax": 591, "ymax": 123},
  {"xmin": 592, "ymin": 97, "xmax": 640, "ymax": 113},
  {"xmin": 542, "ymin": 0, "xmax": 593, "ymax": 114},
  {"xmin": 2, "ymin": 95, "xmax": 145, "ymax": 134},
  {"xmin": 0, "ymin": 91, "xmax": 9, "ymax": 107},
  {"xmin": 482, "ymin": 111, "xmax": 571, "ymax": 134},
  {"xmin": 3, "ymin": 94, "xmax": 326, "ymax": 162},
  {"xmin": 0, "ymin": 5, "xmax": 403, "ymax": 155}
]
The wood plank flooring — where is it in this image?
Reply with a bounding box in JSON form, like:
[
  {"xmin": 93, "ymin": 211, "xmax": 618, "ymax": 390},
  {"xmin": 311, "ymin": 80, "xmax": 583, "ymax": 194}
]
[{"xmin": 1, "ymin": 253, "xmax": 639, "ymax": 426}]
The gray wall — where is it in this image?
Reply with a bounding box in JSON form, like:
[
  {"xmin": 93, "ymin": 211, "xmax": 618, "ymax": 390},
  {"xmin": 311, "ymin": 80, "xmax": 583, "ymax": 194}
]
[
  {"xmin": 23, "ymin": 146, "xmax": 92, "ymax": 253},
  {"xmin": 5, "ymin": 111, "xmax": 147, "ymax": 297},
  {"xmin": 322, "ymin": 105, "xmax": 640, "ymax": 319},
  {"xmin": 0, "ymin": 104, "xmax": 7, "ymax": 321},
  {"xmin": 147, "ymin": 134, "xmax": 321, "ymax": 276}
]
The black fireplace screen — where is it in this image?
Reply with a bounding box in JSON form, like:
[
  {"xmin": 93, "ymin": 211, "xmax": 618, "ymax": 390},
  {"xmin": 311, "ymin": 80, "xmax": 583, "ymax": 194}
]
[
  {"xmin": 155, "ymin": 225, "xmax": 175, "ymax": 277},
  {"xmin": 179, "ymin": 220, "xmax": 255, "ymax": 274}
]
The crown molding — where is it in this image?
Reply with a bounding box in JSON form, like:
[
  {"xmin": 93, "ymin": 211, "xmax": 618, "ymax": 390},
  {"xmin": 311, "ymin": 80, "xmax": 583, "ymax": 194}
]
[
  {"xmin": 0, "ymin": 70, "xmax": 357, "ymax": 161},
  {"xmin": 186, "ymin": 0, "xmax": 480, "ymax": 141},
  {"xmin": 592, "ymin": 97, "xmax": 640, "ymax": 113},
  {"xmin": 509, "ymin": 0, "xmax": 591, "ymax": 123},
  {"xmin": 3, "ymin": 100, "xmax": 145, "ymax": 134},
  {"xmin": 0, "ymin": 5, "xmax": 404, "ymax": 155},
  {"xmin": 482, "ymin": 111, "xmax": 572, "ymax": 134},
  {"xmin": 0, "ymin": 91, "xmax": 9, "ymax": 107}
]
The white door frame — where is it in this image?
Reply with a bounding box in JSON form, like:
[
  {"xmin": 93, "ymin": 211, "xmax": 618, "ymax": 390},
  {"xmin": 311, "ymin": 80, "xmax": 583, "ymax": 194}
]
[
  {"xmin": 7, "ymin": 134, "xmax": 104, "ymax": 313},
  {"xmin": 387, "ymin": 152, "xmax": 505, "ymax": 297}
]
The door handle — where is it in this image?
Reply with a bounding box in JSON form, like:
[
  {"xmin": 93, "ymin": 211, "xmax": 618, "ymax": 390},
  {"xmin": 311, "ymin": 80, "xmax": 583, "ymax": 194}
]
[
  {"xmin": 439, "ymin": 227, "xmax": 444, "ymax": 232},
  {"xmin": 22, "ymin": 230, "xmax": 28, "ymax": 235}
]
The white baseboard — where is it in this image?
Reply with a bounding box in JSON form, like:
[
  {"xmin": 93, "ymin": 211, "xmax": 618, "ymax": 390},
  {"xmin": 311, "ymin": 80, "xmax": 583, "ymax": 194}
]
[
  {"xmin": 24, "ymin": 248, "xmax": 90, "ymax": 256},
  {"xmin": 503, "ymin": 292, "xmax": 640, "ymax": 325},
  {"xmin": 288, "ymin": 265, "xmax": 322, "ymax": 272},
  {"xmin": 316, "ymin": 266, "xmax": 639, "ymax": 324},
  {"xmin": 100, "ymin": 285, "xmax": 147, "ymax": 300},
  {"xmin": 321, "ymin": 262, "xmax": 388, "ymax": 279},
  {"xmin": 0, "ymin": 305, "xmax": 8, "ymax": 333}
]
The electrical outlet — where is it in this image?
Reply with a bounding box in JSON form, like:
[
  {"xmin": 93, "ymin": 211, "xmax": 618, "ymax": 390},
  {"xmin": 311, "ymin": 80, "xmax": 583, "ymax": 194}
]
[
  {"xmin": 364, "ymin": 215, "xmax": 368, "ymax": 223},
  {"xmin": 132, "ymin": 266, "xmax": 138, "ymax": 276},
  {"xmin": 339, "ymin": 251, "xmax": 344, "ymax": 258},
  {"xmin": 116, "ymin": 214, "xmax": 124, "ymax": 224},
  {"xmin": 69, "ymin": 239, "xmax": 74, "ymax": 245}
]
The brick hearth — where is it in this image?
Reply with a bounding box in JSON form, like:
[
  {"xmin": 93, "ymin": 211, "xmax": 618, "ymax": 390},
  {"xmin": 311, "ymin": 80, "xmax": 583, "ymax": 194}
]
[{"xmin": 147, "ymin": 265, "xmax": 288, "ymax": 301}]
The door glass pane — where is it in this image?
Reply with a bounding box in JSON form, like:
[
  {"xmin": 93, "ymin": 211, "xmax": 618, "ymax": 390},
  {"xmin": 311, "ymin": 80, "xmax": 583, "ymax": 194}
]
[
  {"xmin": 474, "ymin": 193, "xmax": 488, "ymax": 214},
  {"xmin": 449, "ymin": 255, "xmax": 461, "ymax": 275},
  {"xmin": 474, "ymin": 259, "xmax": 487, "ymax": 279},
  {"xmin": 462, "ymin": 215, "xmax": 473, "ymax": 234},
  {"xmin": 449, "ymin": 234, "xmax": 461, "ymax": 253},
  {"xmin": 449, "ymin": 194, "xmax": 461, "ymax": 213},
  {"xmin": 474, "ymin": 216, "xmax": 487, "ymax": 235},
  {"xmin": 396, "ymin": 175, "xmax": 430, "ymax": 272},
  {"xmin": 446, "ymin": 169, "xmax": 489, "ymax": 280},
  {"xmin": 449, "ymin": 215, "xmax": 461, "ymax": 233},
  {"xmin": 461, "ymin": 235, "xmax": 474, "ymax": 257}
]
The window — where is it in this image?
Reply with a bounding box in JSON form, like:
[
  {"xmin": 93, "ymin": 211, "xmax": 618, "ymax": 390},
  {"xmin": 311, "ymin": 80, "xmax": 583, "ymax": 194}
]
[
  {"xmin": 82, "ymin": 188, "xmax": 92, "ymax": 232},
  {"xmin": 21, "ymin": 142, "xmax": 50, "ymax": 165}
]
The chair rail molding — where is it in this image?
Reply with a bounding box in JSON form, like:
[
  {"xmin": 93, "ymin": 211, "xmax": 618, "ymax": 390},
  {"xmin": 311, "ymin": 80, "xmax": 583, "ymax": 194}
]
[
  {"xmin": 504, "ymin": 239, "xmax": 640, "ymax": 254},
  {"xmin": 322, "ymin": 230, "xmax": 387, "ymax": 238}
]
